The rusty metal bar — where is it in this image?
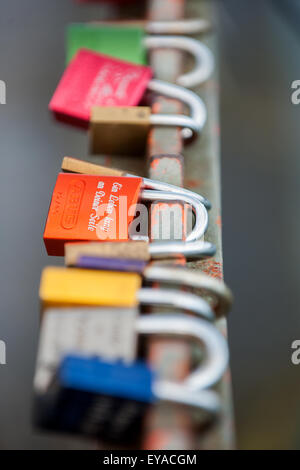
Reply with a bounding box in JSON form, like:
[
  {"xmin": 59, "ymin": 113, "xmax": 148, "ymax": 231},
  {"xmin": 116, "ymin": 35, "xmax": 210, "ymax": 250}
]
[
  {"xmin": 142, "ymin": 0, "xmax": 195, "ymax": 451},
  {"xmin": 143, "ymin": 0, "xmax": 235, "ymax": 450}
]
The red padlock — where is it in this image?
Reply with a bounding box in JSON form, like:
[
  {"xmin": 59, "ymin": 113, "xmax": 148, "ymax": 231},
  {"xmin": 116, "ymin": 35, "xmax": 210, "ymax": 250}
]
[
  {"xmin": 49, "ymin": 49, "xmax": 152, "ymax": 128},
  {"xmin": 43, "ymin": 174, "xmax": 143, "ymax": 255},
  {"xmin": 43, "ymin": 173, "xmax": 209, "ymax": 256}
]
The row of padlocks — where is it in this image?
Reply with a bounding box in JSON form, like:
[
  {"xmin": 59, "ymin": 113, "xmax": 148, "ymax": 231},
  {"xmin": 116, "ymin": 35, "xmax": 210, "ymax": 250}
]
[{"xmin": 32, "ymin": 9, "xmax": 233, "ymax": 447}]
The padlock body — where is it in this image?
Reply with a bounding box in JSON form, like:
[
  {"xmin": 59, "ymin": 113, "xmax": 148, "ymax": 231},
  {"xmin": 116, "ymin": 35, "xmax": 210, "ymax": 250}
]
[
  {"xmin": 49, "ymin": 49, "xmax": 152, "ymax": 128},
  {"xmin": 39, "ymin": 267, "xmax": 142, "ymax": 309},
  {"xmin": 43, "ymin": 173, "xmax": 143, "ymax": 256},
  {"xmin": 67, "ymin": 24, "xmax": 146, "ymax": 65},
  {"xmin": 34, "ymin": 308, "xmax": 138, "ymax": 393},
  {"xmin": 90, "ymin": 106, "xmax": 151, "ymax": 156},
  {"xmin": 34, "ymin": 355, "xmax": 155, "ymax": 443}
]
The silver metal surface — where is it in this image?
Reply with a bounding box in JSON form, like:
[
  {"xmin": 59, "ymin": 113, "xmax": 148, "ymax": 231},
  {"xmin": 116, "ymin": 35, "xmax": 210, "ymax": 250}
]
[
  {"xmin": 141, "ymin": 189, "xmax": 208, "ymax": 242},
  {"xmin": 149, "ymin": 239, "xmax": 216, "ymax": 259},
  {"xmin": 148, "ymin": 79, "xmax": 207, "ymax": 139},
  {"xmin": 144, "ymin": 36, "xmax": 214, "ymax": 88},
  {"xmin": 138, "ymin": 288, "xmax": 215, "ymax": 321},
  {"xmin": 140, "ymin": 176, "xmax": 211, "ymax": 209},
  {"xmin": 136, "ymin": 314, "xmax": 229, "ymax": 390},
  {"xmin": 153, "ymin": 382, "xmax": 220, "ymax": 415},
  {"xmin": 143, "ymin": 266, "xmax": 233, "ymax": 318}
]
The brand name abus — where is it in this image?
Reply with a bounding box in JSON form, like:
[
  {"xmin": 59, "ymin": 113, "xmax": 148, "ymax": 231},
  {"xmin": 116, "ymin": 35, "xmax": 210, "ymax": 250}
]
[{"xmin": 61, "ymin": 179, "xmax": 85, "ymax": 229}]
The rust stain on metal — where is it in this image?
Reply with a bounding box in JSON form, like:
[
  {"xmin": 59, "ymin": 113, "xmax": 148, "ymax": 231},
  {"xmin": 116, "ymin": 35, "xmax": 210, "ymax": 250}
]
[
  {"xmin": 185, "ymin": 178, "xmax": 204, "ymax": 188},
  {"xmin": 216, "ymin": 215, "xmax": 222, "ymax": 228},
  {"xmin": 201, "ymin": 259, "xmax": 223, "ymax": 280}
]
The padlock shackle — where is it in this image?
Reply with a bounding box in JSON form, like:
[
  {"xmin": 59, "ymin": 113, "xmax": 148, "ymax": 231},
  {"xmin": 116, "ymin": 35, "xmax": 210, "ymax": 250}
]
[
  {"xmin": 143, "ymin": 266, "xmax": 233, "ymax": 318},
  {"xmin": 149, "ymin": 240, "xmax": 216, "ymax": 260},
  {"xmin": 144, "ymin": 36, "xmax": 214, "ymax": 88},
  {"xmin": 137, "ymin": 288, "xmax": 215, "ymax": 321},
  {"xmin": 136, "ymin": 314, "xmax": 229, "ymax": 390},
  {"xmin": 147, "ymin": 79, "xmax": 207, "ymax": 139},
  {"xmin": 153, "ymin": 382, "xmax": 220, "ymax": 415},
  {"xmin": 61, "ymin": 156, "xmax": 212, "ymax": 210},
  {"xmin": 140, "ymin": 176, "xmax": 211, "ymax": 210},
  {"xmin": 140, "ymin": 189, "xmax": 208, "ymax": 243},
  {"xmin": 145, "ymin": 19, "xmax": 211, "ymax": 35}
]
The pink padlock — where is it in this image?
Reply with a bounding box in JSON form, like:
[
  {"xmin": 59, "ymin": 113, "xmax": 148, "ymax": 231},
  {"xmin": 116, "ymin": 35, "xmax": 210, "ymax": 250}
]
[
  {"xmin": 49, "ymin": 49, "xmax": 206, "ymax": 139},
  {"xmin": 49, "ymin": 49, "xmax": 152, "ymax": 128}
]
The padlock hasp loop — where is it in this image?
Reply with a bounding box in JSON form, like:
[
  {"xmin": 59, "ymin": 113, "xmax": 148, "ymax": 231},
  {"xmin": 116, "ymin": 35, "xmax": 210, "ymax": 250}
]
[
  {"xmin": 149, "ymin": 240, "xmax": 216, "ymax": 260},
  {"xmin": 147, "ymin": 79, "xmax": 207, "ymax": 139},
  {"xmin": 141, "ymin": 189, "xmax": 208, "ymax": 243},
  {"xmin": 136, "ymin": 314, "xmax": 229, "ymax": 390},
  {"xmin": 143, "ymin": 266, "xmax": 233, "ymax": 318},
  {"xmin": 144, "ymin": 36, "xmax": 214, "ymax": 88},
  {"xmin": 137, "ymin": 288, "xmax": 215, "ymax": 321}
]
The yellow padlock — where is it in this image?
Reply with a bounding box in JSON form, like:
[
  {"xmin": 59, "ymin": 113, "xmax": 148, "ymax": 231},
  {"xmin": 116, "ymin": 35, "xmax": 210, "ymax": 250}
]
[
  {"xmin": 39, "ymin": 266, "xmax": 216, "ymax": 320},
  {"xmin": 40, "ymin": 267, "xmax": 142, "ymax": 309}
]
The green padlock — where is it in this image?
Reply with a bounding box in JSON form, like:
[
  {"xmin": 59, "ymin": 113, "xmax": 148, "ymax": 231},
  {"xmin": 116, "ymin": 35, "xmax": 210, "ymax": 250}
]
[
  {"xmin": 66, "ymin": 24, "xmax": 147, "ymax": 65},
  {"xmin": 66, "ymin": 24, "xmax": 214, "ymax": 88}
]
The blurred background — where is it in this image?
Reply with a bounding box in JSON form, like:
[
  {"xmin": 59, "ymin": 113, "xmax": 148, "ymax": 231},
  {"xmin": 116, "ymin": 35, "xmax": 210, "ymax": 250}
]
[{"xmin": 0, "ymin": 0, "xmax": 300, "ymax": 449}]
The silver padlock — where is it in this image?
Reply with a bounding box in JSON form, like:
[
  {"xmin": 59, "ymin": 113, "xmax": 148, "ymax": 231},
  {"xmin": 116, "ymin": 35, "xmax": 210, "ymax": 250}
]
[{"xmin": 34, "ymin": 309, "xmax": 228, "ymax": 394}]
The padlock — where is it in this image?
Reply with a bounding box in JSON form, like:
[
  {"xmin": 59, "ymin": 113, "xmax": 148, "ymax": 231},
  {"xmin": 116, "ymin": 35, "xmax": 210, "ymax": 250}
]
[
  {"xmin": 33, "ymin": 313, "xmax": 229, "ymax": 442},
  {"xmin": 39, "ymin": 267, "xmax": 215, "ymax": 320},
  {"xmin": 64, "ymin": 239, "xmax": 216, "ymax": 264},
  {"xmin": 34, "ymin": 307, "xmax": 226, "ymax": 393},
  {"xmin": 66, "ymin": 24, "xmax": 214, "ymax": 87},
  {"xmin": 143, "ymin": 265, "xmax": 233, "ymax": 319},
  {"xmin": 34, "ymin": 355, "xmax": 221, "ymax": 443},
  {"xmin": 43, "ymin": 173, "xmax": 209, "ymax": 256},
  {"xmin": 61, "ymin": 156, "xmax": 212, "ymax": 209},
  {"xmin": 49, "ymin": 49, "xmax": 206, "ymax": 139}
]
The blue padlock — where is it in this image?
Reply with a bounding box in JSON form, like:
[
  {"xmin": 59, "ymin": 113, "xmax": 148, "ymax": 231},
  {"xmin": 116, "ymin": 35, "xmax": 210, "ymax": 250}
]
[
  {"xmin": 34, "ymin": 355, "xmax": 156, "ymax": 443},
  {"xmin": 34, "ymin": 354, "xmax": 222, "ymax": 443}
]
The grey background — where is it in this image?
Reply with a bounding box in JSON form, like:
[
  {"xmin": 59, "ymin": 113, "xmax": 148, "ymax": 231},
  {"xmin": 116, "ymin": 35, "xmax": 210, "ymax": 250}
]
[{"xmin": 0, "ymin": 0, "xmax": 299, "ymax": 449}]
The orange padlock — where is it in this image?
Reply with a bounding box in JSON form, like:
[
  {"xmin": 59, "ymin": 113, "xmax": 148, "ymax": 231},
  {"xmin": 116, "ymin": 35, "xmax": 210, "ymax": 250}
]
[{"xmin": 43, "ymin": 174, "xmax": 143, "ymax": 256}]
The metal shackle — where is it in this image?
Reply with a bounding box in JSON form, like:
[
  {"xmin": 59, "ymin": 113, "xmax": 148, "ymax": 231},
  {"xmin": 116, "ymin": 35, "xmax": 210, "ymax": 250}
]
[
  {"xmin": 140, "ymin": 176, "xmax": 211, "ymax": 210},
  {"xmin": 140, "ymin": 189, "xmax": 208, "ymax": 243},
  {"xmin": 149, "ymin": 239, "xmax": 216, "ymax": 260},
  {"xmin": 143, "ymin": 266, "xmax": 233, "ymax": 318},
  {"xmin": 153, "ymin": 383, "xmax": 220, "ymax": 415},
  {"xmin": 137, "ymin": 288, "xmax": 215, "ymax": 321},
  {"xmin": 147, "ymin": 79, "xmax": 207, "ymax": 139},
  {"xmin": 145, "ymin": 19, "xmax": 211, "ymax": 35},
  {"xmin": 136, "ymin": 314, "xmax": 229, "ymax": 391},
  {"xmin": 144, "ymin": 36, "xmax": 214, "ymax": 88}
]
